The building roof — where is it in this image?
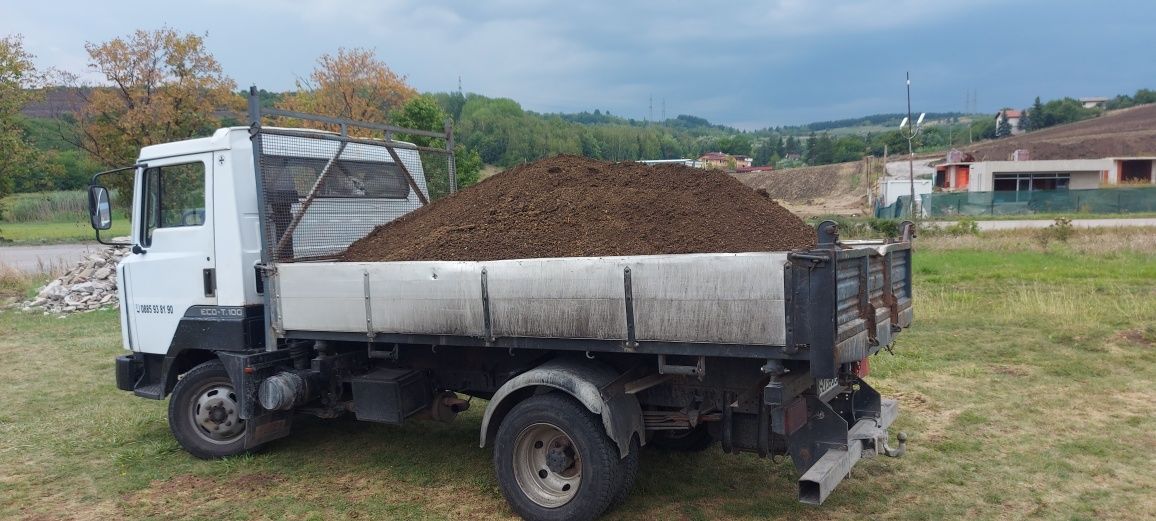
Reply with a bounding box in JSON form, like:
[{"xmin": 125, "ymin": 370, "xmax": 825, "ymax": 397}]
[
  {"xmin": 996, "ymin": 109, "xmax": 1022, "ymax": 119},
  {"xmin": 698, "ymin": 152, "xmax": 730, "ymax": 161},
  {"xmin": 1079, "ymin": 97, "xmax": 1109, "ymax": 103}
]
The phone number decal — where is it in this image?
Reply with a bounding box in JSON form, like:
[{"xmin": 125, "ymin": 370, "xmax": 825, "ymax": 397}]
[{"xmin": 136, "ymin": 304, "xmax": 174, "ymax": 314}]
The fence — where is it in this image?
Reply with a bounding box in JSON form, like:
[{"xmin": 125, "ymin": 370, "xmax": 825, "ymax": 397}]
[{"xmin": 876, "ymin": 187, "xmax": 1156, "ymax": 218}]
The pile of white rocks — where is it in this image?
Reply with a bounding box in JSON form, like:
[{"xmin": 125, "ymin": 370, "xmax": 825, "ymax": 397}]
[{"xmin": 23, "ymin": 247, "xmax": 128, "ymax": 313}]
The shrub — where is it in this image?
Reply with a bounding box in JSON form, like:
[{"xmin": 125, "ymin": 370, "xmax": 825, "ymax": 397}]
[
  {"xmin": 867, "ymin": 218, "xmax": 901, "ymax": 237},
  {"xmin": 919, "ymin": 218, "xmax": 979, "ymax": 238},
  {"xmin": 1036, "ymin": 218, "xmax": 1074, "ymax": 247}
]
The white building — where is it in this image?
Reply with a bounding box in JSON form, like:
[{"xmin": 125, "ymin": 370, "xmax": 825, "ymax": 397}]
[{"xmin": 966, "ymin": 157, "xmax": 1156, "ymax": 193}]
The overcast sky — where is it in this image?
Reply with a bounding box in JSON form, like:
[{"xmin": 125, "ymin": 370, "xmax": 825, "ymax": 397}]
[{"xmin": 3, "ymin": 0, "xmax": 1154, "ymax": 129}]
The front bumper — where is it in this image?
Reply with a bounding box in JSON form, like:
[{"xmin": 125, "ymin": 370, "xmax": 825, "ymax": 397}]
[{"xmin": 115, "ymin": 354, "xmax": 141, "ymax": 391}]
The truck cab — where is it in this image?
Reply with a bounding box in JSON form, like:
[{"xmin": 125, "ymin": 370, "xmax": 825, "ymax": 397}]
[{"xmin": 94, "ymin": 126, "xmax": 428, "ymax": 393}]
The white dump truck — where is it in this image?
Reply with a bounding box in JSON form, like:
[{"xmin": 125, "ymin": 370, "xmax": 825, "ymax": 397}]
[{"xmin": 88, "ymin": 87, "xmax": 911, "ymax": 521}]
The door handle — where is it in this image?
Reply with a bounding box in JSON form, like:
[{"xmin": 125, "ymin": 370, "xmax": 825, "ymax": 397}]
[{"xmin": 203, "ymin": 268, "xmax": 216, "ymax": 297}]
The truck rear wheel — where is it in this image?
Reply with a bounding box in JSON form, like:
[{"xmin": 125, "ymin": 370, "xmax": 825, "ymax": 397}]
[
  {"xmin": 168, "ymin": 360, "xmax": 250, "ymax": 459},
  {"xmin": 494, "ymin": 393, "xmax": 620, "ymax": 521}
]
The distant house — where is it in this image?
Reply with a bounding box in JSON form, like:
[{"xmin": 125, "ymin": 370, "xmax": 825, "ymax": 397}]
[
  {"xmin": 994, "ymin": 109, "xmax": 1024, "ymax": 135},
  {"xmin": 733, "ymin": 155, "xmax": 753, "ymax": 169},
  {"xmin": 697, "ymin": 152, "xmax": 733, "ymax": 170},
  {"xmin": 1079, "ymin": 97, "xmax": 1109, "ymax": 109}
]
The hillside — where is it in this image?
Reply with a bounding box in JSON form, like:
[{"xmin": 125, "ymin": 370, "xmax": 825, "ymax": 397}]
[
  {"xmin": 731, "ymin": 161, "xmax": 870, "ymax": 217},
  {"xmin": 962, "ymin": 104, "xmax": 1156, "ymax": 160}
]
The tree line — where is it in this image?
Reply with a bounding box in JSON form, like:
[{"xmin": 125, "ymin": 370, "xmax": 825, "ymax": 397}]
[{"xmin": 3, "ymin": 28, "xmax": 1155, "ymax": 203}]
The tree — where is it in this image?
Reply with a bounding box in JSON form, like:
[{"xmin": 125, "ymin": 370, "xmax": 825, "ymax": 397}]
[
  {"xmin": 277, "ymin": 47, "xmax": 416, "ymax": 131},
  {"xmin": 1030, "ymin": 96, "xmax": 1047, "ymax": 129},
  {"xmin": 995, "ymin": 112, "xmax": 1013, "ymax": 138},
  {"xmin": 1017, "ymin": 110, "xmax": 1031, "ymax": 133},
  {"xmin": 971, "ymin": 118, "xmax": 997, "ymax": 140},
  {"xmin": 0, "ymin": 34, "xmax": 43, "ymax": 201},
  {"xmin": 392, "ymin": 95, "xmax": 482, "ymax": 195},
  {"xmin": 71, "ymin": 28, "xmax": 236, "ymax": 168}
]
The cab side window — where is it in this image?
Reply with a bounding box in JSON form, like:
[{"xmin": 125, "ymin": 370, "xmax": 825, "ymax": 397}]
[{"xmin": 141, "ymin": 162, "xmax": 206, "ymax": 246}]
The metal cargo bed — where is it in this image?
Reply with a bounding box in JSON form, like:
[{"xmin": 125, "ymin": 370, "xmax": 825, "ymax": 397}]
[{"xmin": 268, "ymin": 223, "xmax": 914, "ymax": 371}]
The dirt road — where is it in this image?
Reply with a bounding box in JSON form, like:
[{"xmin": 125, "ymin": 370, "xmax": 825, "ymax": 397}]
[{"xmin": 0, "ymin": 243, "xmax": 103, "ymax": 273}]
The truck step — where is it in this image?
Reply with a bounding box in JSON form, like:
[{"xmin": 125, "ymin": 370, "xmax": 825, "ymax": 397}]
[{"xmin": 133, "ymin": 383, "xmax": 165, "ymax": 400}]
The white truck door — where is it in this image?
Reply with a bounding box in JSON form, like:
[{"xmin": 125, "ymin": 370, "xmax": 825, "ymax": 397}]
[{"xmin": 121, "ymin": 154, "xmax": 216, "ymax": 355}]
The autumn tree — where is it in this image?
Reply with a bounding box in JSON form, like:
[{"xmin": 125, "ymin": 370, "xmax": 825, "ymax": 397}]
[
  {"xmin": 276, "ymin": 48, "xmax": 416, "ymax": 130},
  {"xmin": 72, "ymin": 28, "xmax": 237, "ymax": 167},
  {"xmin": 0, "ymin": 34, "xmax": 43, "ymax": 201}
]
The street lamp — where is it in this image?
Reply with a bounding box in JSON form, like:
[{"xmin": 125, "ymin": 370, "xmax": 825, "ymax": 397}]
[{"xmin": 900, "ymin": 72, "xmax": 925, "ymax": 219}]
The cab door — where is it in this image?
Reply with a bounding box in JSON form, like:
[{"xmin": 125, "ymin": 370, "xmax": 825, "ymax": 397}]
[{"xmin": 121, "ymin": 154, "xmax": 216, "ymax": 355}]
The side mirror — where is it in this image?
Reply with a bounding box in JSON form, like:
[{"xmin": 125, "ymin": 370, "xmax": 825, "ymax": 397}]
[{"xmin": 88, "ymin": 185, "xmax": 112, "ymax": 230}]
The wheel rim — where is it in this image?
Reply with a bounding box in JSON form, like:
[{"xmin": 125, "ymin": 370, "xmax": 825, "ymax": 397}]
[
  {"xmin": 188, "ymin": 381, "xmax": 244, "ymax": 445},
  {"xmin": 512, "ymin": 422, "xmax": 581, "ymax": 508}
]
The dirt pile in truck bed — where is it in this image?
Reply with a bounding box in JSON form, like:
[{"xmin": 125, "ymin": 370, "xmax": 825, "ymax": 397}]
[{"xmin": 341, "ymin": 155, "xmax": 815, "ymax": 262}]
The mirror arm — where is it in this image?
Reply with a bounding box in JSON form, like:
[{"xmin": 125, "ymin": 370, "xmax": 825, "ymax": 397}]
[{"xmin": 89, "ymin": 163, "xmax": 145, "ymax": 247}]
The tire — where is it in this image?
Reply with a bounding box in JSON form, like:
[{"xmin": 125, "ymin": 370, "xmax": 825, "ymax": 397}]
[
  {"xmin": 649, "ymin": 425, "xmax": 714, "ymax": 452},
  {"xmin": 493, "ymin": 393, "xmax": 619, "ymax": 521},
  {"xmin": 608, "ymin": 436, "xmax": 640, "ymax": 511},
  {"xmin": 168, "ymin": 360, "xmax": 251, "ymax": 459}
]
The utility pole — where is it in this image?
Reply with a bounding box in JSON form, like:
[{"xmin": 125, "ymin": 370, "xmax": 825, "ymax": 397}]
[
  {"xmin": 907, "ymin": 73, "xmax": 915, "ymax": 219},
  {"xmin": 902, "ymin": 72, "xmax": 924, "ymax": 220}
]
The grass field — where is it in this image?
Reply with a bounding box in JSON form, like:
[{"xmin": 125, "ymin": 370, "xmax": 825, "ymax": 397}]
[
  {"xmin": 2, "ymin": 228, "xmax": 1154, "ymax": 520},
  {"xmin": 0, "ymin": 191, "xmax": 130, "ymax": 244},
  {"xmin": 0, "ymin": 220, "xmax": 131, "ymax": 244}
]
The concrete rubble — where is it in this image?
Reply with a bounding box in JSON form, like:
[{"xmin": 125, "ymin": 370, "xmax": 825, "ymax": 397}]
[{"xmin": 21, "ymin": 247, "xmax": 128, "ymax": 313}]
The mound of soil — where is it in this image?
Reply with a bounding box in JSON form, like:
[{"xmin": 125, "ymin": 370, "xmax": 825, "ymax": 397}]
[{"xmin": 341, "ymin": 155, "xmax": 816, "ymax": 262}]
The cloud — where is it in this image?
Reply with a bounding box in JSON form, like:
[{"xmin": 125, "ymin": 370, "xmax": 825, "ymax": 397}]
[{"xmin": 2, "ymin": 0, "xmax": 1151, "ymax": 127}]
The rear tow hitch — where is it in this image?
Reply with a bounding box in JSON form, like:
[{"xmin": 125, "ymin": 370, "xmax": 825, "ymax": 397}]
[{"xmin": 878, "ymin": 431, "xmax": 907, "ymax": 458}]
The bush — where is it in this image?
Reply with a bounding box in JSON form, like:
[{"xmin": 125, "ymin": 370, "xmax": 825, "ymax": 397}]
[
  {"xmin": 867, "ymin": 218, "xmax": 900, "ymax": 237},
  {"xmin": 1036, "ymin": 218, "xmax": 1074, "ymax": 247},
  {"xmin": 923, "ymin": 218, "xmax": 979, "ymax": 237}
]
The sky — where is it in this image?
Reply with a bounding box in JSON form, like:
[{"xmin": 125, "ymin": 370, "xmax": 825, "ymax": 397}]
[{"xmin": 3, "ymin": 0, "xmax": 1155, "ymax": 129}]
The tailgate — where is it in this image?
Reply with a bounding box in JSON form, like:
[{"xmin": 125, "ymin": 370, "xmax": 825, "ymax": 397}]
[{"xmin": 785, "ymin": 222, "xmax": 914, "ymax": 379}]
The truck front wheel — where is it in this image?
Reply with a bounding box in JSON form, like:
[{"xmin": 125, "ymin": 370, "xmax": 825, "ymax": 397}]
[
  {"xmin": 168, "ymin": 360, "xmax": 250, "ymax": 459},
  {"xmin": 494, "ymin": 393, "xmax": 620, "ymax": 521}
]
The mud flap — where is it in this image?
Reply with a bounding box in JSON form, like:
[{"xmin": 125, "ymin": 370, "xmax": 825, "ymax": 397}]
[
  {"xmin": 244, "ymin": 410, "xmax": 293, "ymax": 448},
  {"xmin": 216, "ymin": 350, "xmax": 296, "ymax": 447}
]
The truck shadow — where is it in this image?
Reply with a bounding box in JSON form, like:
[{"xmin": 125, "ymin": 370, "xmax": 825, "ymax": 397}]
[{"xmin": 272, "ymin": 411, "xmax": 815, "ymax": 517}]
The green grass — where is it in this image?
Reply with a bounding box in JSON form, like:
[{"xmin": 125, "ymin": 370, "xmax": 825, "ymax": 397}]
[
  {"xmin": 0, "ymin": 220, "xmax": 130, "ymax": 244},
  {"xmin": 2, "ymin": 228, "xmax": 1155, "ymax": 519},
  {"xmin": 0, "ymin": 190, "xmax": 130, "ymax": 244},
  {"xmin": 927, "ymin": 211, "xmax": 1156, "ymax": 222}
]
